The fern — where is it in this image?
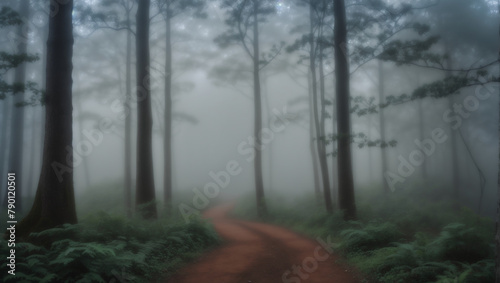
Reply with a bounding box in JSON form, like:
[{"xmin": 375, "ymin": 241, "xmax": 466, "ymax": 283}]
[{"xmin": 340, "ymin": 222, "xmax": 402, "ymax": 253}]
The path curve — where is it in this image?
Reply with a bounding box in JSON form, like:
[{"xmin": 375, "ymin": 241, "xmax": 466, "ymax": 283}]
[{"xmin": 165, "ymin": 203, "xmax": 360, "ymax": 283}]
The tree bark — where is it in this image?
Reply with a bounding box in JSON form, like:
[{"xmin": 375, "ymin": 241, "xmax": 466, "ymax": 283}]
[
  {"xmin": 135, "ymin": 0, "xmax": 157, "ymax": 219},
  {"xmin": 253, "ymin": 0, "xmax": 267, "ymax": 218},
  {"xmin": 164, "ymin": 9, "xmax": 173, "ymax": 213},
  {"xmin": 17, "ymin": 0, "xmax": 77, "ymax": 237},
  {"xmin": 333, "ymin": 0, "xmax": 356, "ymax": 220}
]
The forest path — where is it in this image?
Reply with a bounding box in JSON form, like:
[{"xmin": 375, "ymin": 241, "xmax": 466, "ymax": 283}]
[{"xmin": 164, "ymin": 203, "xmax": 360, "ymax": 283}]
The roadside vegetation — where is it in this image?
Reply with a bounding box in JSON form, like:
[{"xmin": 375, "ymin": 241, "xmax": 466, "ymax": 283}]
[
  {"xmin": 1, "ymin": 181, "xmax": 220, "ymax": 283},
  {"xmin": 233, "ymin": 185, "xmax": 494, "ymax": 283}
]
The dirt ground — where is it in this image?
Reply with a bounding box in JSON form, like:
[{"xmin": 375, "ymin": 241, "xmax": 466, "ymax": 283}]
[{"xmin": 165, "ymin": 203, "xmax": 360, "ymax": 283}]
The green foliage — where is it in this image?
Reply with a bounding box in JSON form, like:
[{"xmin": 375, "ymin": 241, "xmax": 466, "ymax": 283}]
[
  {"xmin": 233, "ymin": 189, "xmax": 494, "ymax": 283},
  {"xmin": 340, "ymin": 222, "xmax": 403, "ymax": 253},
  {"xmin": 1, "ymin": 212, "xmax": 219, "ymax": 282},
  {"xmin": 0, "ymin": 6, "xmax": 22, "ymax": 27},
  {"xmin": 429, "ymin": 223, "xmax": 492, "ymax": 262}
]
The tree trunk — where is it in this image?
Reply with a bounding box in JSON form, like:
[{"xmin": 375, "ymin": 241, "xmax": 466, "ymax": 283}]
[
  {"xmin": 378, "ymin": 61, "xmax": 389, "ymax": 193},
  {"xmin": 7, "ymin": 0, "xmax": 30, "ymax": 212},
  {"xmin": 418, "ymin": 98, "xmax": 427, "ymax": 180},
  {"xmin": 124, "ymin": 10, "xmax": 133, "ymax": 218},
  {"xmin": 253, "ymin": 1, "xmax": 267, "ymax": 218},
  {"xmin": 448, "ymin": 95, "xmax": 460, "ymax": 207},
  {"xmin": 315, "ymin": 25, "xmax": 333, "ymax": 213},
  {"xmin": 262, "ymin": 73, "xmax": 274, "ymax": 191},
  {"xmin": 334, "ymin": 0, "xmax": 356, "ymax": 220},
  {"xmin": 164, "ymin": 11, "xmax": 173, "ymax": 213},
  {"xmin": 445, "ymin": 56, "xmax": 460, "ymax": 208},
  {"xmin": 17, "ymin": 0, "xmax": 77, "ymax": 238},
  {"xmin": 26, "ymin": 108, "xmax": 38, "ymax": 198},
  {"xmin": 308, "ymin": 71, "xmax": 322, "ymax": 201},
  {"xmin": 135, "ymin": 0, "xmax": 157, "ymax": 219}
]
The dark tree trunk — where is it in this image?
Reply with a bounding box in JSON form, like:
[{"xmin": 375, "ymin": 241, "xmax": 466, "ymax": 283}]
[
  {"xmin": 8, "ymin": 0, "xmax": 30, "ymax": 212},
  {"xmin": 124, "ymin": 10, "xmax": 133, "ymax": 218},
  {"xmin": 253, "ymin": 1, "xmax": 267, "ymax": 218},
  {"xmin": 164, "ymin": 10, "xmax": 173, "ymax": 213},
  {"xmin": 333, "ymin": 0, "xmax": 356, "ymax": 220},
  {"xmin": 378, "ymin": 61, "xmax": 389, "ymax": 193},
  {"xmin": 135, "ymin": 0, "xmax": 157, "ymax": 219},
  {"xmin": 17, "ymin": 0, "xmax": 77, "ymax": 237}
]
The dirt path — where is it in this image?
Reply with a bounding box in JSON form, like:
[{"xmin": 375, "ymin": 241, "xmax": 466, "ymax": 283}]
[{"xmin": 165, "ymin": 203, "xmax": 360, "ymax": 283}]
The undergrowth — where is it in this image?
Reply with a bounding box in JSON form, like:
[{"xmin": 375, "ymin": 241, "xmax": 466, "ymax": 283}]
[
  {"xmin": 232, "ymin": 188, "xmax": 495, "ymax": 283},
  {"xmin": 0, "ymin": 211, "xmax": 219, "ymax": 282}
]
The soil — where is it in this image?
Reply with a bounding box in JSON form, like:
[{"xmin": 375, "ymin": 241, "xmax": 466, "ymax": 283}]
[{"xmin": 165, "ymin": 203, "xmax": 360, "ymax": 283}]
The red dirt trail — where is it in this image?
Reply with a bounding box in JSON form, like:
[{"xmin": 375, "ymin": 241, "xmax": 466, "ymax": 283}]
[{"xmin": 164, "ymin": 203, "xmax": 360, "ymax": 283}]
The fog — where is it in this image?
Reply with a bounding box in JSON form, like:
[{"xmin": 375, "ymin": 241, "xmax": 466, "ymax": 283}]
[{"xmin": 1, "ymin": 0, "xmax": 498, "ymax": 217}]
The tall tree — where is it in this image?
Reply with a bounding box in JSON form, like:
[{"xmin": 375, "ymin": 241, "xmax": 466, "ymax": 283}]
[
  {"xmin": 308, "ymin": 71, "xmax": 322, "ymax": 200},
  {"xmin": 287, "ymin": 0, "xmax": 333, "ymax": 212},
  {"xmin": 309, "ymin": 1, "xmax": 332, "ymax": 213},
  {"xmin": 18, "ymin": 0, "xmax": 77, "ymax": 237},
  {"xmin": 76, "ymin": 0, "xmax": 136, "ymax": 217},
  {"xmin": 135, "ymin": 0, "xmax": 157, "ymax": 219},
  {"xmin": 158, "ymin": 0, "xmax": 205, "ymax": 213},
  {"xmin": 124, "ymin": 3, "xmax": 133, "ymax": 218},
  {"xmin": 378, "ymin": 60, "xmax": 389, "ymax": 193},
  {"xmin": 333, "ymin": 0, "xmax": 356, "ymax": 220},
  {"xmin": 216, "ymin": 0, "xmax": 278, "ymax": 218}
]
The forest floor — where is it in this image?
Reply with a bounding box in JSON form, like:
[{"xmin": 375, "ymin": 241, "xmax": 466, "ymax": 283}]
[{"xmin": 163, "ymin": 203, "xmax": 360, "ymax": 283}]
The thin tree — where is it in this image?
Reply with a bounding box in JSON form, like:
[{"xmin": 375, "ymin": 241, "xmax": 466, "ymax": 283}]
[
  {"xmin": 378, "ymin": 60, "xmax": 389, "ymax": 193},
  {"xmin": 135, "ymin": 0, "xmax": 157, "ymax": 219},
  {"xmin": 216, "ymin": 0, "xmax": 278, "ymax": 218},
  {"xmin": 333, "ymin": 0, "xmax": 356, "ymax": 220},
  {"xmin": 18, "ymin": 0, "xmax": 77, "ymax": 237},
  {"xmin": 157, "ymin": 0, "xmax": 205, "ymax": 213}
]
